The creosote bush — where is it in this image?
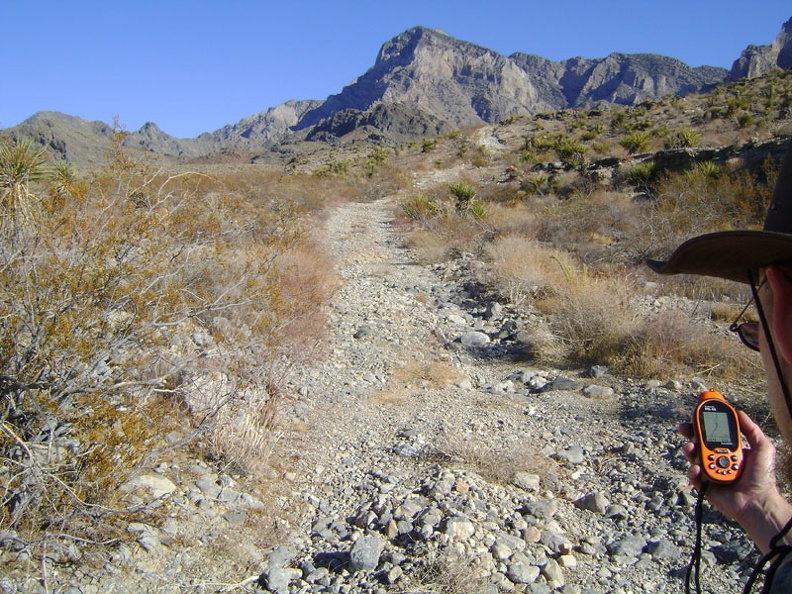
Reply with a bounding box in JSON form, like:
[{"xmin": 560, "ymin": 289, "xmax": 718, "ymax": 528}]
[{"xmin": 0, "ymin": 136, "xmax": 337, "ymax": 563}]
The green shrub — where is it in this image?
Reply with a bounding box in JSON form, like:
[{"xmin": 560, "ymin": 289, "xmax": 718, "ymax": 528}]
[
  {"xmin": 692, "ymin": 160, "xmax": 721, "ymax": 179},
  {"xmin": 468, "ymin": 198, "xmax": 488, "ymax": 220},
  {"xmin": 619, "ymin": 131, "xmax": 651, "ymax": 154},
  {"xmin": 554, "ymin": 136, "xmax": 589, "ymax": 167},
  {"xmin": 403, "ymin": 193, "xmax": 440, "ymax": 220},
  {"xmin": 0, "ymin": 138, "xmax": 49, "ymax": 239},
  {"xmin": 677, "ymin": 127, "xmax": 700, "ymax": 148},
  {"xmin": 365, "ymin": 146, "xmax": 390, "ymax": 177},
  {"xmin": 521, "ymin": 173, "xmax": 549, "ymax": 196},
  {"xmin": 421, "ymin": 137, "xmax": 438, "ymax": 153},
  {"xmin": 626, "ymin": 161, "xmax": 658, "ymax": 189},
  {"xmin": 449, "ymin": 182, "xmax": 477, "ymax": 211}
]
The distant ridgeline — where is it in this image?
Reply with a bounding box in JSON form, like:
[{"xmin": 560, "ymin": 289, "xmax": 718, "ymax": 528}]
[{"xmin": 5, "ymin": 17, "xmax": 792, "ymax": 166}]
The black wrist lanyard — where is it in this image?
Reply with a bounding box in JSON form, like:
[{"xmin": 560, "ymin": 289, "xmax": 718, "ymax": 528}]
[{"xmin": 687, "ymin": 482, "xmax": 792, "ymax": 594}]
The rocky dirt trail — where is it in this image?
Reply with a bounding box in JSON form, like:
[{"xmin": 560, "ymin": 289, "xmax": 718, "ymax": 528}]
[
  {"xmin": 27, "ymin": 193, "xmax": 760, "ymax": 594},
  {"xmin": 268, "ymin": 194, "xmax": 756, "ymax": 594}
]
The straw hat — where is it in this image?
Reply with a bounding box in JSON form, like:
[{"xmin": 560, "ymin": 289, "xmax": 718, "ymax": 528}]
[{"xmin": 647, "ymin": 142, "xmax": 792, "ymax": 283}]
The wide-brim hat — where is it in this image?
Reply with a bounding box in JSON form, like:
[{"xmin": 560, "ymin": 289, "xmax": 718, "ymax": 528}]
[{"xmin": 646, "ymin": 142, "xmax": 792, "ymax": 284}]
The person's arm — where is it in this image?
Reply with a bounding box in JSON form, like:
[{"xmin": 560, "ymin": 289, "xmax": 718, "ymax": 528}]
[{"xmin": 679, "ymin": 410, "xmax": 792, "ymax": 554}]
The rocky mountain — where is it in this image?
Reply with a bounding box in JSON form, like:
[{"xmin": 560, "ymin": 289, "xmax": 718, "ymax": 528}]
[
  {"xmin": 9, "ymin": 111, "xmax": 116, "ymax": 165},
  {"xmin": 729, "ymin": 17, "xmax": 792, "ymax": 79},
  {"xmin": 5, "ymin": 18, "xmax": 792, "ymax": 165},
  {"xmin": 510, "ymin": 52, "xmax": 727, "ymax": 108},
  {"xmin": 201, "ymin": 99, "xmax": 323, "ymax": 152},
  {"xmin": 299, "ymin": 26, "xmax": 727, "ymax": 135}
]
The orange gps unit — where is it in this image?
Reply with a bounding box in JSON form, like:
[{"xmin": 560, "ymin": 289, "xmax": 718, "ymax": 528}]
[{"xmin": 692, "ymin": 390, "xmax": 743, "ymax": 484}]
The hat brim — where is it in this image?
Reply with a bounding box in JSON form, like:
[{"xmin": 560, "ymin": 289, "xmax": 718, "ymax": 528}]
[{"xmin": 646, "ymin": 230, "xmax": 792, "ymax": 283}]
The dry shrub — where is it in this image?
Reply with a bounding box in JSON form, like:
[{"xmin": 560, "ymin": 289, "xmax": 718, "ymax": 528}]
[
  {"xmin": 435, "ymin": 430, "xmax": 559, "ymax": 487},
  {"xmin": 654, "ymin": 272, "xmax": 751, "ymax": 303},
  {"xmin": 485, "ymin": 202, "xmax": 541, "ymax": 238},
  {"xmin": 622, "ymin": 311, "xmax": 761, "ymax": 379},
  {"xmin": 403, "ymin": 228, "xmax": 453, "ymax": 264},
  {"xmin": 415, "ymin": 212, "xmax": 491, "ymax": 260},
  {"xmin": 544, "ymin": 267, "xmax": 642, "ymax": 368},
  {"xmin": 538, "ymin": 189, "xmax": 644, "ymax": 263},
  {"xmin": 485, "ymin": 235, "xmax": 577, "ymax": 305},
  {"xmin": 392, "ymin": 361, "xmax": 465, "ymax": 389},
  {"xmin": 643, "ymin": 163, "xmax": 776, "ymax": 256},
  {"xmin": 401, "ymin": 549, "xmax": 492, "ymax": 593},
  {"xmin": 0, "ymin": 136, "xmax": 337, "ymax": 562}
]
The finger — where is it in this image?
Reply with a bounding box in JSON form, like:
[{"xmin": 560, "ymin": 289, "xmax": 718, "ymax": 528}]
[
  {"xmin": 738, "ymin": 410, "xmax": 768, "ymax": 450},
  {"xmin": 687, "ymin": 464, "xmax": 703, "ymax": 490},
  {"xmin": 682, "ymin": 441, "xmax": 696, "ymax": 463},
  {"xmin": 678, "ymin": 422, "xmax": 693, "ymax": 439}
]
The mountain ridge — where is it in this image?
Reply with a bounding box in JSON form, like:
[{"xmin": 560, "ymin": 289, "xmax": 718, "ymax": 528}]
[{"xmin": 5, "ymin": 19, "xmax": 792, "ymax": 165}]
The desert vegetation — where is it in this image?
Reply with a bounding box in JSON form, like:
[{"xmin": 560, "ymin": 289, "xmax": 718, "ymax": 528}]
[
  {"xmin": 395, "ymin": 68, "xmax": 792, "ymax": 382},
  {"xmin": 0, "ymin": 126, "xmax": 343, "ymax": 565},
  {"xmin": 1, "ymin": 65, "xmax": 790, "ymax": 582}
]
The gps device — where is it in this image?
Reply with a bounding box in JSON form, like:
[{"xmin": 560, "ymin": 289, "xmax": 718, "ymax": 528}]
[{"xmin": 692, "ymin": 390, "xmax": 743, "ymax": 484}]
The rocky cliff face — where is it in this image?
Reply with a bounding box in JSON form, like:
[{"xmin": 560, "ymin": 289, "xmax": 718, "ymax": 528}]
[
  {"xmin": 296, "ymin": 27, "xmax": 726, "ymax": 134},
  {"xmin": 296, "ymin": 27, "xmax": 555, "ymax": 131},
  {"xmin": 511, "ymin": 51, "xmax": 726, "ymax": 108},
  {"xmin": 202, "ymin": 99, "xmax": 323, "ymax": 151},
  {"xmin": 304, "ymin": 102, "xmax": 452, "ymax": 145},
  {"xmin": 730, "ymin": 17, "xmax": 792, "ymax": 79}
]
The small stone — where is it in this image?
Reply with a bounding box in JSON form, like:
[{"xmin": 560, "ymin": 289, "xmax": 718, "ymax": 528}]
[
  {"xmin": 455, "ymin": 378, "xmax": 473, "ymax": 390},
  {"xmin": 574, "ymin": 492, "xmax": 610, "ymax": 515},
  {"xmin": 558, "ymin": 445, "xmax": 585, "ymax": 465},
  {"xmin": 221, "ymin": 512, "xmax": 247, "ymax": 526},
  {"xmin": 349, "ymin": 535, "xmax": 382, "ymax": 571},
  {"xmin": 512, "ymin": 471, "xmax": 541, "ymax": 492},
  {"xmin": 460, "ymin": 331, "xmax": 491, "ymax": 346},
  {"xmin": 543, "ymin": 377, "xmax": 581, "ymax": 392},
  {"xmin": 582, "ymin": 385, "xmax": 614, "ymax": 399},
  {"xmin": 121, "ymin": 474, "xmax": 177, "ymax": 498},
  {"xmin": 559, "ymin": 554, "xmax": 577, "ymax": 569},
  {"xmin": 608, "ymin": 534, "xmax": 647, "ymax": 558},
  {"xmin": 647, "ymin": 539, "xmax": 682, "ymax": 562},
  {"xmin": 522, "ymin": 526, "xmax": 541, "ymax": 543},
  {"xmin": 444, "ymin": 517, "xmax": 475, "ymax": 541},
  {"xmin": 386, "ymin": 565, "xmax": 403, "ymax": 584},
  {"xmin": 542, "ymin": 558, "xmax": 565, "ymax": 588},
  {"xmin": 265, "ymin": 567, "xmax": 302, "ymax": 594},
  {"xmin": 507, "ymin": 552, "xmax": 540, "ymax": 584}
]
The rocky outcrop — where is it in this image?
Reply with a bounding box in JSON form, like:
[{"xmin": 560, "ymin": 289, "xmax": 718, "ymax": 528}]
[
  {"xmin": 127, "ymin": 121, "xmax": 213, "ymax": 159},
  {"xmin": 296, "ymin": 27, "xmax": 727, "ymax": 135},
  {"xmin": 730, "ymin": 17, "xmax": 792, "ymax": 79},
  {"xmin": 202, "ymin": 99, "xmax": 323, "ymax": 151},
  {"xmin": 296, "ymin": 27, "xmax": 556, "ymax": 131},
  {"xmin": 304, "ymin": 102, "xmax": 453, "ymax": 145},
  {"xmin": 511, "ymin": 51, "xmax": 726, "ymax": 108}
]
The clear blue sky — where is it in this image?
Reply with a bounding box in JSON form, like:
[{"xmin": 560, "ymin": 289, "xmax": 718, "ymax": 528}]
[{"xmin": 2, "ymin": 1, "xmax": 790, "ymax": 138}]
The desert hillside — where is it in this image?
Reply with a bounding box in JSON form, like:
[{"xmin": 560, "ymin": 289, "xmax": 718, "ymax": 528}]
[{"xmin": 1, "ymin": 47, "xmax": 792, "ymax": 593}]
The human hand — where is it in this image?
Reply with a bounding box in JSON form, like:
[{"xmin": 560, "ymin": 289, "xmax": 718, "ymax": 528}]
[{"xmin": 679, "ymin": 409, "xmax": 792, "ymax": 553}]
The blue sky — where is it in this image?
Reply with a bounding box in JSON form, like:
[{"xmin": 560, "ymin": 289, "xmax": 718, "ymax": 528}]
[{"xmin": 2, "ymin": 1, "xmax": 790, "ymax": 138}]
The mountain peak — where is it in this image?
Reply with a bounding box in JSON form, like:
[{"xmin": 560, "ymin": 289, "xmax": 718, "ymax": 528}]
[{"xmin": 729, "ymin": 16, "xmax": 792, "ymax": 79}]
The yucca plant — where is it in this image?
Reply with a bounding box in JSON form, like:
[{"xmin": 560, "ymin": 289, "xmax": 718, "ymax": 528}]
[
  {"xmin": 677, "ymin": 127, "xmax": 701, "ymax": 148},
  {"xmin": 619, "ymin": 131, "xmax": 651, "ymax": 155},
  {"xmin": 449, "ymin": 181, "xmax": 477, "ymax": 211},
  {"xmin": 0, "ymin": 138, "xmax": 49, "ymax": 238},
  {"xmin": 692, "ymin": 160, "xmax": 721, "ymax": 179}
]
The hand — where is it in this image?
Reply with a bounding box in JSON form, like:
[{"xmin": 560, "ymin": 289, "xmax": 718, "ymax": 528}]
[{"xmin": 679, "ymin": 410, "xmax": 792, "ymax": 553}]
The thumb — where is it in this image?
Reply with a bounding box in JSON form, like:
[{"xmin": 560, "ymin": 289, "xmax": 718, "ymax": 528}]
[{"xmin": 738, "ymin": 410, "xmax": 770, "ymax": 451}]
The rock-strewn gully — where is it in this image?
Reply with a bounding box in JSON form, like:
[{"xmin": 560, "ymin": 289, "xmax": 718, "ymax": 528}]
[{"xmin": 9, "ymin": 195, "xmax": 764, "ymax": 593}]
